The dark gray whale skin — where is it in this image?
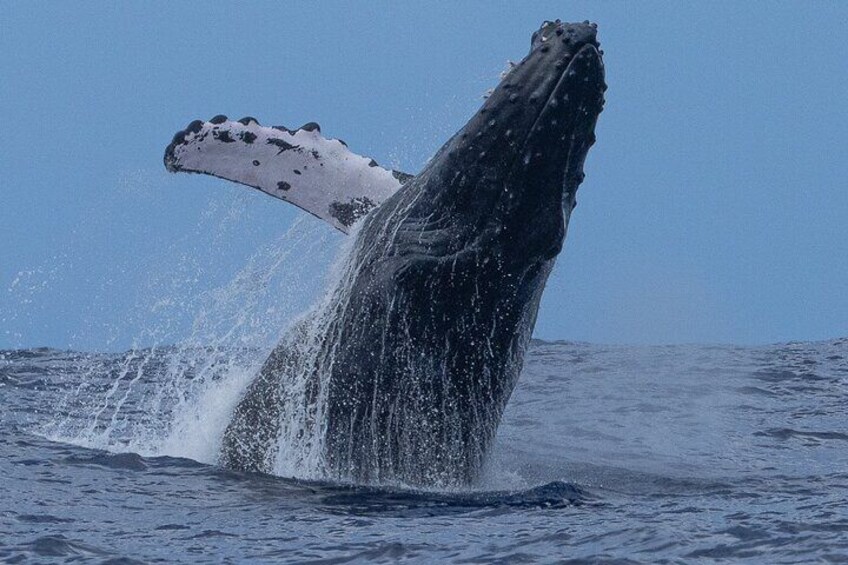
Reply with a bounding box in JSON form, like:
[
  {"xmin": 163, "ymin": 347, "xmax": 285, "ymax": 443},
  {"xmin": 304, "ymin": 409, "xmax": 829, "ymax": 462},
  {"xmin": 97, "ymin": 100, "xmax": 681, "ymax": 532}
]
[{"xmin": 221, "ymin": 20, "xmax": 606, "ymax": 486}]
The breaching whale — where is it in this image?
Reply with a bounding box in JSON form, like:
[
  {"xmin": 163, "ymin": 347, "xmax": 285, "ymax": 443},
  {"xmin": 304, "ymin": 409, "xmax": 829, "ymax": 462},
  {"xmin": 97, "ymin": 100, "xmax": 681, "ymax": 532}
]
[{"xmin": 164, "ymin": 20, "xmax": 606, "ymax": 486}]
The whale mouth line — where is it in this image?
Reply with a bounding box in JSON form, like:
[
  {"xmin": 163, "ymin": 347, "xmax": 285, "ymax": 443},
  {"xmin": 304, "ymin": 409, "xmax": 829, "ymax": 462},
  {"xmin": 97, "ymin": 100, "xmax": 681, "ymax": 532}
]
[
  {"xmin": 541, "ymin": 43, "xmax": 603, "ymax": 122},
  {"xmin": 509, "ymin": 42, "xmax": 604, "ymax": 171}
]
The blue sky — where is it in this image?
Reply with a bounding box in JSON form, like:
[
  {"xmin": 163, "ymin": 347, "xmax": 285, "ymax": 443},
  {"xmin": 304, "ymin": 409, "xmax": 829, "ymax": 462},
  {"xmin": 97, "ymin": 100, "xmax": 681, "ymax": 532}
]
[{"xmin": 1, "ymin": 2, "xmax": 846, "ymax": 349}]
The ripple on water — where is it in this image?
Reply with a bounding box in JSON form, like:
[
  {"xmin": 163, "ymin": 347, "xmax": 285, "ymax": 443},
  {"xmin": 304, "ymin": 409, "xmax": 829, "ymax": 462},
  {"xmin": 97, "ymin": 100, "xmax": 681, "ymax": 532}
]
[{"xmin": 1, "ymin": 340, "xmax": 847, "ymax": 563}]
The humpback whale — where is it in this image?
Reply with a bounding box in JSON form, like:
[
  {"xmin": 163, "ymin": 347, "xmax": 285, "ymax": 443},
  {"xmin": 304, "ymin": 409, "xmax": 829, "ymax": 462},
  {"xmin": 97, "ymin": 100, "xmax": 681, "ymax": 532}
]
[{"xmin": 164, "ymin": 20, "xmax": 606, "ymax": 486}]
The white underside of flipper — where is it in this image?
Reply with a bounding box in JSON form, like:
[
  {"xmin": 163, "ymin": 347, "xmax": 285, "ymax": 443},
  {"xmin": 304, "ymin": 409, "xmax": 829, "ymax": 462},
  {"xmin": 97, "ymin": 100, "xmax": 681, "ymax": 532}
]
[{"xmin": 165, "ymin": 116, "xmax": 412, "ymax": 233}]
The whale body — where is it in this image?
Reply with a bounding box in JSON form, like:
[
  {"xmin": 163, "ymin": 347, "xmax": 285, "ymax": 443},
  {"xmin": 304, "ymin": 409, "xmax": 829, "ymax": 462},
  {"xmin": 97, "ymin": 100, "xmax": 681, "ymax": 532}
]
[{"xmin": 165, "ymin": 20, "xmax": 606, "ymax": 486}]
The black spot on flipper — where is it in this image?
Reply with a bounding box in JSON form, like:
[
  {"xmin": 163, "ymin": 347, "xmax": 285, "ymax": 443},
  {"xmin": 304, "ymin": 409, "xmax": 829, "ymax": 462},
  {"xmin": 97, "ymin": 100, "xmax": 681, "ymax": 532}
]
[
  {"xmin": 368, "ymin": 159, "xmax": 379, "ymax": 167},
  {"xmin": 186, "ymin": 120, "xmax": 204, "ymax": 134},
  {"xmin": 253, "ymin": 160, "xmax": 260, "ymax": 166},
  {"xmin": 163, "ymin": 143, "xmax": 181, "ymax": 172},
  {"xmin": 329, "ymin": 197, "xmax": 377, "ymax": 228},
  {"xmin": 277, "ymin": 181, "xmax": 291, "ymax": 191},
  {"xmin": 214, "ymin": 130, "xmax": 236, "ymax": 143},
  {"xmin": 240, "ymin": 131, "xmax": 257, "ymax": 144},
  {"xmin": 299, "ymin": 122, "xmax": 321, "ymax": 133},
  {"xmin": 392, "ymin": 170, "xmax": 414, "ymax": 184},
  {"xmin": 238, "ymin": 116, "xmax": 259, "ymax": 125},
  {"xmin": 210, "ymin": 114, "xmax": 228, "ymax": 125},
  {"xmin": 293, "ymin": 169, "xmax": 301, "ymax": 175},
  {"xmin": 267, "ymin": 138, "xmax": 300, "ymax": 154},
  {"xmin": 311, "ymin": 150, "xmax": 321, "ymax": 159}
]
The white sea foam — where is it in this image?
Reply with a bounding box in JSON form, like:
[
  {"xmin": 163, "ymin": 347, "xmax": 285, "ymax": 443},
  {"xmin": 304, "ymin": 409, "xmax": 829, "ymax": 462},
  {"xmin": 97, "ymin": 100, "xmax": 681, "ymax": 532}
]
[{"xmin": 42, "ymin": 209, "xmax": 342, "ymax": 470}]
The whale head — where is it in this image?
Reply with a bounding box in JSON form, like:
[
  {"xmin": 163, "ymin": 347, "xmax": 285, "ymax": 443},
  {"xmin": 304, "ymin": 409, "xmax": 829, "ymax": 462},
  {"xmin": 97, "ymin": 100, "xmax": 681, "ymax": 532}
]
[{"xmin": 384, "ymin": 20, "xmax": 606, "ymax": 264}]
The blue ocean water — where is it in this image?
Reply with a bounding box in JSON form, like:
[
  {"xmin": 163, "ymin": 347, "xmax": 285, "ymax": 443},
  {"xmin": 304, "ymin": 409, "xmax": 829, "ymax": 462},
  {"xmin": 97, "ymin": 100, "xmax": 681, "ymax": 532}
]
[{"xmin": 2, "ymin": 339, "xmax": 846, "ymax": 563}]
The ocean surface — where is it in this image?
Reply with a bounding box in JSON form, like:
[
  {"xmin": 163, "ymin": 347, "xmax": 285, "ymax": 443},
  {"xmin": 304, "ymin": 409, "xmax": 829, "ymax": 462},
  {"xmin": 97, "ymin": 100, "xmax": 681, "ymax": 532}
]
[{"xmin": 1, "ymin": 339, "xmax": 847, "ymax": 563}]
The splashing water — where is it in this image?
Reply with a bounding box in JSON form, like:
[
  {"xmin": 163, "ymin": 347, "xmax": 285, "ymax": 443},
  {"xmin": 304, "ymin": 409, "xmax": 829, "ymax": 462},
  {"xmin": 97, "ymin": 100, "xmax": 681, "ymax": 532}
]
[
  {"xmin": 39, "ymin": 214, "xmax": 343, "ymax": 471},
  {"xmin": 213, "ymin": 222, "xmax": 369, "ymax": 480}
]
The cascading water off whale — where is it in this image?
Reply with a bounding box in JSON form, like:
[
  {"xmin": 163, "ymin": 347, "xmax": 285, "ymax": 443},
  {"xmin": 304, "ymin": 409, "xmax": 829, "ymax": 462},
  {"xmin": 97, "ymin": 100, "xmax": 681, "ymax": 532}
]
[{"xmin": 164, "ymin": 20, "xmax": 606, "ymax": 486}]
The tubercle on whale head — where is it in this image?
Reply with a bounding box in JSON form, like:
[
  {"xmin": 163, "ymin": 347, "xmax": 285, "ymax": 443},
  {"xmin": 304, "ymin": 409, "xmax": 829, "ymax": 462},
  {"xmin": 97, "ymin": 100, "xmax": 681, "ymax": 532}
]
[{"xmin": 418, "ymin": 20, "xmax": 606, "ymax": 261}]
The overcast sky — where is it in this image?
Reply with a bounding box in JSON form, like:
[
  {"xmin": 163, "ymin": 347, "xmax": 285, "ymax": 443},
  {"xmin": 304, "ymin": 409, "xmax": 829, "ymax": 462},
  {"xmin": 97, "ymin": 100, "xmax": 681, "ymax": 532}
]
[{"xmin": 2, "ymin": 1, "xmax": 846, "ymax": 350}]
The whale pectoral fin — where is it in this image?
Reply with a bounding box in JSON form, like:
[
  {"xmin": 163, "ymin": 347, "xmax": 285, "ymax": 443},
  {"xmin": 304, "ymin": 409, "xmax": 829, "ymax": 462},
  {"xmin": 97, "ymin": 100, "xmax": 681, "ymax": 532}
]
[{"xmin": 164, "ymin": 116, "xmax": 413, "ymax": 233}]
